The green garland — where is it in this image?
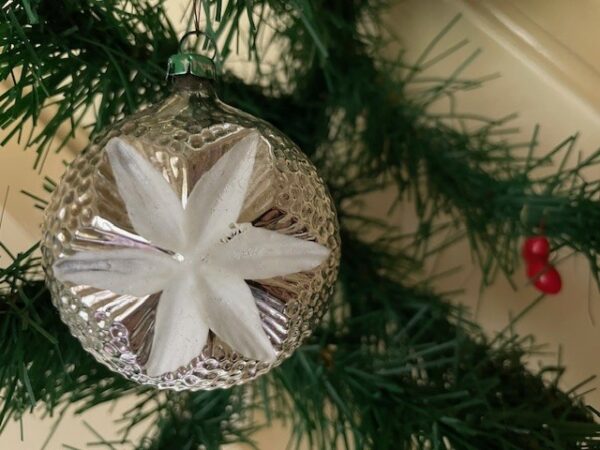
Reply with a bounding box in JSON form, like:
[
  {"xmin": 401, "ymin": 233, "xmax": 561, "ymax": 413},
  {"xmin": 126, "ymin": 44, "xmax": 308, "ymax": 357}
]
[{"xmin": 1, "ymin": 1, "xmax": 600, "ymax": 448}]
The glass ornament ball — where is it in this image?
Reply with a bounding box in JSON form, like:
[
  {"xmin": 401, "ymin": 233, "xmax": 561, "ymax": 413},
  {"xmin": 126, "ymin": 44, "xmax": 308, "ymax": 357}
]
[{"xmin": 41, "ymin": 73, "xmax": 340, "ymax": 391}]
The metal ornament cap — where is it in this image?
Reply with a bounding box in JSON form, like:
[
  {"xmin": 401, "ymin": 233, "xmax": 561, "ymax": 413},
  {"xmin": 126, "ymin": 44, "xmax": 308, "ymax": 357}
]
[{"xmin": 167, "ymin": 53, "xmax": 216, "ymax": 80}]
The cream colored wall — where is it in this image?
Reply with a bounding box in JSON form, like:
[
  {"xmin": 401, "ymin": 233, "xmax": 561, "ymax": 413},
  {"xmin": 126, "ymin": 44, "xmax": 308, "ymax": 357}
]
[
  {"xmin": 388, "ymin": 0, "xmax": 600, "ymax": 405},
  {"xmin": 2, "ymin": 0, "xmax": 600, "ymax": 448},
  {"xmin": 417, "ymin": 0, "xmax": 600, "ymax": 394}
]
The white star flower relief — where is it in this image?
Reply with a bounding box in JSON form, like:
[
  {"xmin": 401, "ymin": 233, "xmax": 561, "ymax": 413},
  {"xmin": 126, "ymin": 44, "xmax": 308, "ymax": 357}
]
[{"xmin": 53, "ymin": 132, "xmax": 330, "ymax": 376}]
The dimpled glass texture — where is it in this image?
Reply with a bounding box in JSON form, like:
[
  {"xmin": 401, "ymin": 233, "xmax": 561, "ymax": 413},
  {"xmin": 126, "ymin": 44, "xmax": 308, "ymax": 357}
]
[{"xmin": 41, "ymin": 77, "xmax": 340, "ymax": 391}]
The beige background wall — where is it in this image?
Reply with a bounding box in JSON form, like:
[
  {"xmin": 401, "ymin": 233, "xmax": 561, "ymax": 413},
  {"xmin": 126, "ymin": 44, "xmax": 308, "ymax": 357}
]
[{"xmin": 2, "ymin": 0, "xmax": 600, "ymax": 448}]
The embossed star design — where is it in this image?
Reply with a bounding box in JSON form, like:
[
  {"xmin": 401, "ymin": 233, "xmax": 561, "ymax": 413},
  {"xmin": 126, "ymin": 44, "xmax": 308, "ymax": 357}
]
[{"xmin": 53, "ymin": 132, "xmax": 330, "ymax": 376}]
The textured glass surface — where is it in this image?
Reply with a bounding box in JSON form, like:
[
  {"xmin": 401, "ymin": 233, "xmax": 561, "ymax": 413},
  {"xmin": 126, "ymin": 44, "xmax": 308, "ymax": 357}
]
[{"xmin": 41, "ymin": 79, "xmax": 341, "ymax": 390}]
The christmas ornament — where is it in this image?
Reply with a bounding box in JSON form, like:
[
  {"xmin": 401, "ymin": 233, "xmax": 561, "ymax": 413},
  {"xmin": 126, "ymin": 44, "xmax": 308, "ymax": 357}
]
[
  {"xmin": 526, "ymin": 261, "xmax": 562, "ymax": 295},
  {"xmin": 41, "ymin": 49, "xmax": 340, "ymax": 390},
  {"xmin": 522, "ymin": 236, "xmax": 550, "ymax": 264}
]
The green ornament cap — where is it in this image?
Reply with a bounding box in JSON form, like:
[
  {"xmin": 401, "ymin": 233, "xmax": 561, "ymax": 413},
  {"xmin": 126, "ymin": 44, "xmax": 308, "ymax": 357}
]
[{"xmin": 167, "ymin": 53, "xmax": 216, "ymax": 80}]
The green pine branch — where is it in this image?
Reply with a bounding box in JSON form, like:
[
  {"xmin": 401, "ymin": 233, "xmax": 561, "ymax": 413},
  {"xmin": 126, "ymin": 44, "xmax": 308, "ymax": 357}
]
[
  {"xmin": 2, "ymin": 237, "xmax": 599, "ymax": 449},
  {"xmin": 0, "ymin": 246, "xmax": 141, "ymax": 428},
  {"xmin": 0, "ymin": 0, "xmax": 179, "ymax": 168}
]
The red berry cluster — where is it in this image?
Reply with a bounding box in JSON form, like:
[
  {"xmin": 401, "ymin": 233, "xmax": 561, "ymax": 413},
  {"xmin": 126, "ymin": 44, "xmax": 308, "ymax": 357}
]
[{"xmin": 522, "ymin": 236, "xmax": 562, "ymax": 295}]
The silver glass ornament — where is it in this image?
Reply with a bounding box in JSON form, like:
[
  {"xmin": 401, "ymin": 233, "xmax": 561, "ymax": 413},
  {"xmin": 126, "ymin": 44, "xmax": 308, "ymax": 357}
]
[{"xmin": 41, "ymin": 53, "xmax": 340, "ymax": 391}]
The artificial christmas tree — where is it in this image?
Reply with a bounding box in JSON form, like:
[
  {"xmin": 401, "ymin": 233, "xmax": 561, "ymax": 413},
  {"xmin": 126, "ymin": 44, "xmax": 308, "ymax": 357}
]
[{"xmin": 1, "ymin": 1, "xmax": 600, "ymax": 449}]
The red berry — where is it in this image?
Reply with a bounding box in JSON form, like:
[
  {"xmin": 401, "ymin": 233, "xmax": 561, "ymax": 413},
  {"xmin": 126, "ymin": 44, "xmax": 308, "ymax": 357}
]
[
  {"xmin": 526, "ymin": 260, "xmax": 545, "ymax": 279},
  {"xmin": 522, "ymin": 236, "xmax": 550, "ymax": 263},
  {"xmin": 526, "ymin": 262, "xmax": 562, "ymax": 295}
]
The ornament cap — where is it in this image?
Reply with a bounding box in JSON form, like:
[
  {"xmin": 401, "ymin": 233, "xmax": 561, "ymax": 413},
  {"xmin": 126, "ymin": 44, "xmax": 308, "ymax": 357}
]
[{"xmin": 167, "ymin": 53, "xmax": 216, "ymax": 81}]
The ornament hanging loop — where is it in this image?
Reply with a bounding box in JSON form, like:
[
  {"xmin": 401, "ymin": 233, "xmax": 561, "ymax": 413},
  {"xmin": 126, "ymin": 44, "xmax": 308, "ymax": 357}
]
[
  {"xmin": 178, "ymin": 30, "xmax": 218, "ymax": 61},
  {"xmin": 167, "ymin": 31, "xmax": 217, "ymax": 81}
]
